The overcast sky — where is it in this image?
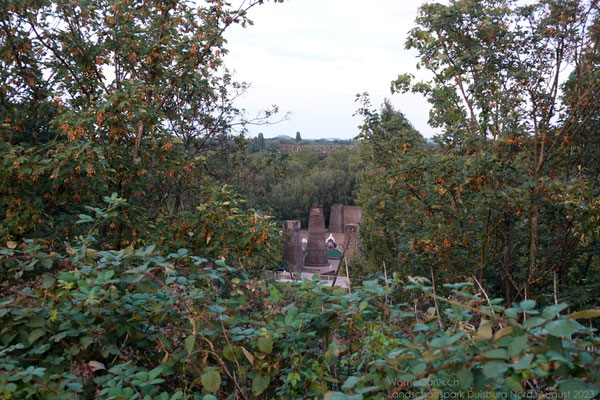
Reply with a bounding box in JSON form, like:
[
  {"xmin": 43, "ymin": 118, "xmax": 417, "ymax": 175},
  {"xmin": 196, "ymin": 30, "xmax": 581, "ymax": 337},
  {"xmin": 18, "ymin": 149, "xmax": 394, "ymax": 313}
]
[{"xmin": 223, "ymin": 0, "xmax": 436, "ymax": 139}]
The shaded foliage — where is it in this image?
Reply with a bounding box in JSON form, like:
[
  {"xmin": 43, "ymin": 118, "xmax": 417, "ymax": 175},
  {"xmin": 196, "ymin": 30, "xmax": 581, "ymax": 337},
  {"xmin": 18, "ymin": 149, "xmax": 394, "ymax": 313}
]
[
  {"xmin": 235, "ymin": 146, "xmax": 363, "ymax": 228},
  {"xmin": 1, "ymin": 203, "xmax": 599, "ymax": 399},
  {"xmin": 0, "ymin": 0, "xmax": 279, "ymax": 245},
  {"xmin": 357, "ymin": 0, "xmax": 600, "ymax": 309}
]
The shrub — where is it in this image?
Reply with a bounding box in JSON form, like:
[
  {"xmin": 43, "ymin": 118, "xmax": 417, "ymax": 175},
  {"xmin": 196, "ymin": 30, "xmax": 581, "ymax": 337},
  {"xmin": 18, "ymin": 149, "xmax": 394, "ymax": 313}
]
[
  {"xmin": 155, "ymin": 185, "xmax": 282, "ymax": 275},
  {"xmin": 1, "ymin": 199, "xmax": 599, "ymax": 399}
]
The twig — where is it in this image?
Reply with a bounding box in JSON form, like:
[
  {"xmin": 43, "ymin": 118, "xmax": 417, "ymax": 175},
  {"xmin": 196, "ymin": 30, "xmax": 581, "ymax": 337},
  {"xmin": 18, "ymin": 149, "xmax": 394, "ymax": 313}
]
[
  {"xmin": 197, "ymin": 337, "xmax": 249, "ymax": 400},
  {"xmin": 331, "ymin": 232, "xmax": 353, "ymax": 287},
  {"xmin": 414, "ymin": 299, "xmax": 419, "ymax": 323},
  {"xmin": 344, "ymin": 257, "xmax": 351, "ymax": 294},
  {"xmin": 383, "ymin": 261, "xmax": 389, "ymax": 305},
  {"xmin": 553, "ymin": 269, "xmax": 558, "ymax": 306},
  {"xmin": 430, "ymin": 265, "xmax": 444, "ymax": 330},
  {"xmin": 472, "ymin": 275, "xmax": 494, "ymax": 315},
  {"xmin": 472, "ymin": 275, "xmax": 502, "ymax": 329},
  {"xmin": 111, "ymin": 331, "xmax": 129, "ymax": 364}
]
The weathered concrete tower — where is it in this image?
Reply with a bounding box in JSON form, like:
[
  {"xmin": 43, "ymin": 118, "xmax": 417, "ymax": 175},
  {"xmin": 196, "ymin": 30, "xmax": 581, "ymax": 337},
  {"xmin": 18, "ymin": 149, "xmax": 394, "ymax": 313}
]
[
  {"xmin": 282, "ymin": 220, "xmax": 303, "ymax": 271},
  {"xmin": 329, "ymin": 204, "xmax": 344, "ymax": 233},
  {"xmin": 305, "ymin": 205, "xmax": 329, "ymax": 267}
]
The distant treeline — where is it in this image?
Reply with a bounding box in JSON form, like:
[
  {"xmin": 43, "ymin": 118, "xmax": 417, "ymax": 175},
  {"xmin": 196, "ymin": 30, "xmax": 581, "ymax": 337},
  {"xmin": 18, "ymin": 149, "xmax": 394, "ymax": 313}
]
[{"xmin": 246, "ymin": 134, "xmax": 356, "ymax": 153}]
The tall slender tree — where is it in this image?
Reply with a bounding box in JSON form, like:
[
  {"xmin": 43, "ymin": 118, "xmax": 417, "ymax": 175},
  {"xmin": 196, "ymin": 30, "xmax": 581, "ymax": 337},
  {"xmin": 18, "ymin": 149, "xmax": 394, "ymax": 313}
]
[{"xmin": 257, "ymin": 132, "xmax": 266, "ymax": 151}]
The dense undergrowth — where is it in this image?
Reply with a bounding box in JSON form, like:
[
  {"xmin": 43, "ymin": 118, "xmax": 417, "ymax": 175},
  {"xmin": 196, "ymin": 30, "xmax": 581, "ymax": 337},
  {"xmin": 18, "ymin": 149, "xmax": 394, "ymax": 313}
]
[
  {"xmin": 1, "ymin": 197, "xmax": 599, "ymax": 399},
  {"xmin": 2, "ymin": 0, "xmax": 600, "ymax": 397}
]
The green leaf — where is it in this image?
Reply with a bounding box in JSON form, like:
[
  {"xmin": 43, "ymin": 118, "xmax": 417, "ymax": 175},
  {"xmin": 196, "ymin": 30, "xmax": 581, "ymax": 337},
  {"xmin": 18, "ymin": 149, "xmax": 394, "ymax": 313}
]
[
  {"xmin": 482, "ymin": 349, "xmax": 508, "ymax": 359},
  {"xmin": 184, "ymin": 335, "xmax": 195, "ymax": 355},
  {"xmin": 27, "ymin": 317, "xmax": 46, "ymax": 328},
  {"xmin": 28, "ymin": 328, "xmax": 45, "ymax": 345},
  {"xmin": 287, "ymin": 371, "xmax": 301, "ymax": 387},
  {"xmin": 201, "ymin": 370, "xmax": 221, "ymax": 393},
  {"xmin": 257, "ymin": 336, "xmax": 273, "ymax": 354},
  {"xmin": 77, "ymin": 214, "xmax": 94, "ymax": 223},
  {"xmin": 252, "ymin": 374, "xmax": 270, "ymax": 396},
  {"xmin": 482, "ymin": 360, "xmax": 508, "ymax": 378},
  {"xmin": 410, "ymin": 362, "xmax": 427, "ymax": 375},
  {"xmin": 80, "ymin": 336, "xmax": 93, "ymax": 348},
  {"xmin": 447, "ymin": 332, "xmax": 463, "ymax": 345},
  {"xmin": 512, "ymin": 354, "xmax": 534, "ymax": 370},
  {"xmin": 523, "ymin": 316, "xmax": 546, "ymax": 328},
  {"xmin": 223, "ymin": 345, "xmax": 236, "ymax": 362},
  {"xmin": 559, "ymin": 379, "xmax": 599, "ymax": 400},
  {"xmin": 545, "ymin": 320, "xmax": 579, "ymax": 337},
  {"xmin": 359, "ymin": 300, "xmax": 368, "ymax": 311},
  {"xmin": 547, "ymin": 350, "xmax": 569, "ymax": 362},
  {"xmin": 356, "ymin": 385, "xmax": 381, "ymax": 394},
  {"xmin": 42, "ymin": 276, "xmax": 56, "ymax": 289},
  {"xmin": 507, "ymin": 335, "xmax": 527, "ymax": 358},
  {"xmin": 342, "ymin": 376, "xmax": 360, "ymax": 390},
  {"xmin": 149, "ymin": 366, "xmax": 163, "ymax": 380},
  {"xmin": 519, "ymin": 300, "xmax": 536, "ymax": 310},
  {"xmin": 134, "ymin": 371, "xmax": 148, "ymax": 382},
  {"xmin": 214, "ymin": 259, "xmax": 227, "ymax": 267},
  {"xmin": 546, "ymin": 335, "xmax": 563, "ymax": 351},
  {"xmin": 542, "ymin": 303, "xmax": 568, "ymax": 319},
  {"xmin": 285, "ymin": 306, "xmax": 299, "ymax": 326},
  {"xmin": 456, "ymin": 369, "xmax": 473, "ymax": 390},
  {"xmin": 430, "ymin": 332, "xmax": 463, "ymax": 348}
]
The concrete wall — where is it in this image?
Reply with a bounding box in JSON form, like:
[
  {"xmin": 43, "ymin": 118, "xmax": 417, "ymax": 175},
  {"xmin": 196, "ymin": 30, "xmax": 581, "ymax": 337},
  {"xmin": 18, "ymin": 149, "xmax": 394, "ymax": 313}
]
[
  {"xmin": 305, "ymin": 205, "xmax": 329, "ymax": 267},
  {"xmin": 342, "ymin": 205, "xmax": 363, "ymax": 226},
  {"xmin": 302, "ymin": 231, "xmax": 359, "ymax": 259},
  {"xmin": 282, "ymin": 220, "xmax": 303, "ymax": 270},
  {"xmin": 329, "ymin": 204, "xmax": 344, "ymax": 233},
  {"xmin": 297, "ymin": 204, "xmax": 363, "ymax": 262}
]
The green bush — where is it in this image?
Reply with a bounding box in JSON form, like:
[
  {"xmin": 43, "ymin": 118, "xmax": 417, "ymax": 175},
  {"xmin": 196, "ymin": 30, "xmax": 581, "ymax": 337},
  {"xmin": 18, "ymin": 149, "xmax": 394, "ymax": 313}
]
[
  {"xmin": 1, "ymin": 199, "xmax": 599, "ymax": 399},
  {"xmin": 155, "ymin": 185, "xmax": 282, "ymax": 274}
]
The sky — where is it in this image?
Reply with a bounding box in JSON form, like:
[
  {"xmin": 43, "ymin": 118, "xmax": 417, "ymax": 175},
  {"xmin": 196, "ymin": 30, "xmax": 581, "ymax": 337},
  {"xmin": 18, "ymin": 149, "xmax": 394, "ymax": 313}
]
[{"xmin": 223, "ymin": 0, "xmax": 437, "ymax": 140}]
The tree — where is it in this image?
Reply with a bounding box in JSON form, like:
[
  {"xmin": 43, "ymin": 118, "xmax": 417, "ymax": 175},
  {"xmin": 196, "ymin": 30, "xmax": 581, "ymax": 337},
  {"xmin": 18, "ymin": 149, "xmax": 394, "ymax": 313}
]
[
  {"xmin": 295, "ymin": 131, "xmax": 302, "ymax": 142},
  {"xmin": 356, "ymin": 100, "xmax": 428, "ymax": 282},
  {"xmin": 235, "ymin": 145, "xmax": 361, "ymax": 227},
  {"xmin": 359, "ymin": 0, "xmax": 600, "ymax": 305},
  {"xmin": 0, "ymin": 0, "xmax": 279, "ymax": 243},
  {"xmin": 257, "ymin": 132, "xmax": 266, "ymax": 151}
]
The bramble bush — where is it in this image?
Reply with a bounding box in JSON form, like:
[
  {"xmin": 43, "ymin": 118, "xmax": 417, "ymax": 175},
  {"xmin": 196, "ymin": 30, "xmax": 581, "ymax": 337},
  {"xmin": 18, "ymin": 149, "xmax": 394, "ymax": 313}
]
[
  {"xmin": 1, "ymin": 197, "xmax": 599, "ymax": 399},
  {"xmin": 155, "ymin": 185, "xmax": 281, "ymax": 275}
]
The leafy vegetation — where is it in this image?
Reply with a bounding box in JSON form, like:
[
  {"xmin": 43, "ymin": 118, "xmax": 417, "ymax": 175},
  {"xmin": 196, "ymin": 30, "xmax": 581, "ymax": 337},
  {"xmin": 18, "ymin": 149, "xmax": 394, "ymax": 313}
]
[
  {"xmin": 356, "ymin": 0, "xmax": 600, "ymax": 310},
  {"xmin": 0, "ymin": 0, "xmax": 278, "ymax": 245},
  {"xmin": 1, "ymin": 201, "xmax": 599, "ymax": 399},
  {"xmin": 1, "ymin": 0, "xmax": 600, "ymax": 398},
  {"xmin": 235, "ymin": 146, "xmax": 363, "ymax": 228}
]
